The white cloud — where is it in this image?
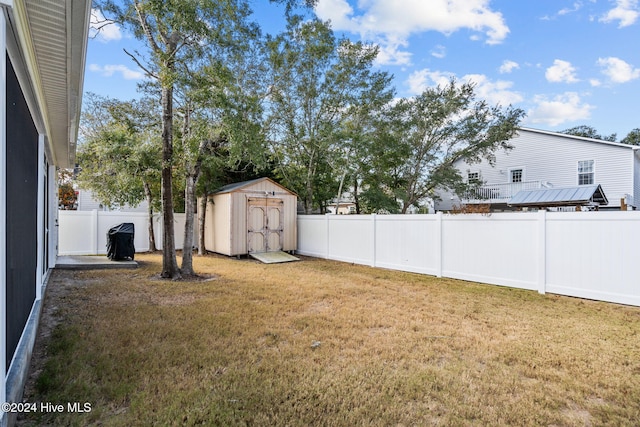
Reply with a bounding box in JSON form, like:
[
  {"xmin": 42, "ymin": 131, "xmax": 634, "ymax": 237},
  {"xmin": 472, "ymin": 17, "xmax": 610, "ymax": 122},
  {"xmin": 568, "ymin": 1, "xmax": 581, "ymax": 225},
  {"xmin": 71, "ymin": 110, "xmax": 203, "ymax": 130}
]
[
  {"xmin": 464, "ymin": 74, "xmax": 524, "ymax": 106},
  {"xmin": 316, "ymin": 0, "xmax": 510, "ymax": 65},
  {"xmin": 545, "ymin": 59, "xmax": 579, "ymax": 83},
  {"xmin": 315, "ymin": 0, "xmax": 355, "ymax": 29},
  {"xmin": 431, "ymin": 45, "xmax": 446, "ymax": 59},
  {"xmin": 558, "ymin": 2, "xmax": 583, "ymax": 16},
  {"xmin": 499, "ymin": 60, "xmax": 519, "ymax": 74},
  {"xmin": 527, "ymin": 92, "xmax": 593, "ymax": 126},
  {"xmin": 373, "ymin": 34, "xmax": 412, "ymax": 66},
  {"xmin": 89, "ymin": 8, "xmax": 122, "ymax": 42},
  {"xmin": 406, "ymin": 69, "xmax": 452, "ymax": 94},
  {"xmin": 406, "ymin": 69, "xmax": 523, "ymax": 107},
  {"xmin": 89, "ymin": 64, "xmax": 144, "ymax": 80},
  {"xmin": 600, "ymin": 0, "xmax": 639, "ymax": 27},
  {"xmin": 597, "ymin": 56, "xmax": 640, "ymax": 83}
]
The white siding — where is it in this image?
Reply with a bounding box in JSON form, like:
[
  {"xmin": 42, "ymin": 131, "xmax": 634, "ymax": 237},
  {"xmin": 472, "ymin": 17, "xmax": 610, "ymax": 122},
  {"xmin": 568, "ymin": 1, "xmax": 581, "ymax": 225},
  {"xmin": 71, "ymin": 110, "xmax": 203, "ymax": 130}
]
[
  {"xmin": 76, "ymin": 188, "xmax": 149, "ymax": 213},
  {"xmin": 633, "ymin": 151, "xmax": 640, "ymax": 208},
  {"xmin": 437, "ymin": 128, "xmax": 638, "ymax": 210},
  {"xmin": 76, "ymin": 189, "xmax": 105, "ymax": 211}
]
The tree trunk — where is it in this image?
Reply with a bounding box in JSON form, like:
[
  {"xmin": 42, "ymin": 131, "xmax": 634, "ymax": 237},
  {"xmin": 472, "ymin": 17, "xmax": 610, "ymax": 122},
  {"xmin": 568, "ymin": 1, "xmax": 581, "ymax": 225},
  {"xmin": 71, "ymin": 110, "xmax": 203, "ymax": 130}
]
[
  {"xmin": 181, "ymin": 172, "xmax": 198, "ymax": 275},
  {"xmin": 353, "ymin": 177, "xmax": 361, "ymax": 214},
  {"xmin": 180, "ymin": 106, "xmax": 207, "ymax": 275},
  {"xmin": 198, "ymin": 195, "xmax": 207, "ymax": 256},
  {"xmin": 160, "ymin": 84, "xmax": 181, "ymax": 279},
  {"xmin": 334, "ymin": 170, "xmax": 347, "ymax": 214},
  {"xmin": 304, "ymin": 150, "xmax": 316, "ymax": 214},
  {"xmin": 305, "ymin": 183, "xmax": 314, "ymax": 214},
  {"xmin": 143, "ymin": 181, "xmax": 157, "ymax": 252}
]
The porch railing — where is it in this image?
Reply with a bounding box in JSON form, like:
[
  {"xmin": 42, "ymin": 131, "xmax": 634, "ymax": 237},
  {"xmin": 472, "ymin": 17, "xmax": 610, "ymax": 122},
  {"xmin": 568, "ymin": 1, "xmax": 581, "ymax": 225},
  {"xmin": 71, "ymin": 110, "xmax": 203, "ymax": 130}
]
[{"xmin": 464, "ymin": 181, "xmax": 543, "ymax": 203}]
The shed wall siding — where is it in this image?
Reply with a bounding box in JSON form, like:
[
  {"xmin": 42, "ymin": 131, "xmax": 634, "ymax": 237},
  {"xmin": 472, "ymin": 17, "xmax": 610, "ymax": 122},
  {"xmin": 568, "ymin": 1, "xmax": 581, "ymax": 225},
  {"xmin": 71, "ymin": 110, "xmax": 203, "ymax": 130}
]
[
  {"xmin": 241, "ymin": 179, "xmax": 291, "ymax": 196},
  {"xmin": 230, "ymin": 192, "xmax": 248, "ymax": 256},
  {"xmin": 215, "ymin": 195, "xmax": 232, "ymax": 255},
  {"xmin": 283, "ymin": 197, "xmax": 297, "ymax": 251},
  {"xmin": 441, "ymin": 129, "xmax": 636, "ymax": 210},
  {"xmin": 204, "ymin": 198, "xmax": 215, "ymax": 252}
]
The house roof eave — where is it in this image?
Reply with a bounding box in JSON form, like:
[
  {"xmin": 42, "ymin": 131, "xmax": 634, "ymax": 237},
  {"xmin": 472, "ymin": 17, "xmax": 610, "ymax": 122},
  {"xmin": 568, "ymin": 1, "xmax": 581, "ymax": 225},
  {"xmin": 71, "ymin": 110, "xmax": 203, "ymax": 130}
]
[
  {"xmin": 518, "ymin": 127, "xmax": 640, "ymax": 150},
  {"xmin": 5, "ymin": 0, "xmax": 91, "ymax": 168}
]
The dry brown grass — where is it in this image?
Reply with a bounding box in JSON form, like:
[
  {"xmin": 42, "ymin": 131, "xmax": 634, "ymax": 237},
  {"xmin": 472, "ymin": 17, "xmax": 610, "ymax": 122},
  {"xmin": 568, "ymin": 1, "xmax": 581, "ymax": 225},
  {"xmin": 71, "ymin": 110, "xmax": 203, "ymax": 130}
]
[{"xmin": 19, "ymin": 253, "xmax": 640, "ymax": 426}]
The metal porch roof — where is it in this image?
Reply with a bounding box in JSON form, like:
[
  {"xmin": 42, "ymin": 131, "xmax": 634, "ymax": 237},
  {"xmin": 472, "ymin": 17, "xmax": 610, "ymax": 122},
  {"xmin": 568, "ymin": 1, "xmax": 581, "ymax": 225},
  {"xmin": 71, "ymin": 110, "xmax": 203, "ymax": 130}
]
[{"xmin": 508, "ymin": 184, "xmax": 608, "ymax": 207}]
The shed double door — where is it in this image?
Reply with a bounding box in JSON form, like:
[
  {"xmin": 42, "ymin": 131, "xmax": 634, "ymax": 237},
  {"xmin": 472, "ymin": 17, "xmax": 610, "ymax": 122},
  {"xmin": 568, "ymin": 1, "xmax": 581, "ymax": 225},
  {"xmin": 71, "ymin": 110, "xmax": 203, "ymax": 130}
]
[{"xmin": 247, "ymin": 197, "xmax": 284, "ymax": 253}]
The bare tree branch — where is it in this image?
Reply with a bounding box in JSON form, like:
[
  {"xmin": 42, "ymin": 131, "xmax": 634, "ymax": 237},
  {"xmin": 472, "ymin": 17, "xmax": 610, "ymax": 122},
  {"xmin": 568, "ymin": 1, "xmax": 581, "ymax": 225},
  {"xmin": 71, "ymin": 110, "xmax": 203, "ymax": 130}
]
[{"xmin": 123, "ymin": 48, "xmax": 158, "ymax": 80}]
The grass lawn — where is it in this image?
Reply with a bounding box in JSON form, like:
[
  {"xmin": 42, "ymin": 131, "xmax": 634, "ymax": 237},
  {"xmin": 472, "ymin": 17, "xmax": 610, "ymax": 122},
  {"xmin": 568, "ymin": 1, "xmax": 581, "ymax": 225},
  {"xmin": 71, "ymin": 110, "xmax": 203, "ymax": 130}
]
[{"xmin": 18, "ymin": 253, "xmax": 640, "ymax": 426}]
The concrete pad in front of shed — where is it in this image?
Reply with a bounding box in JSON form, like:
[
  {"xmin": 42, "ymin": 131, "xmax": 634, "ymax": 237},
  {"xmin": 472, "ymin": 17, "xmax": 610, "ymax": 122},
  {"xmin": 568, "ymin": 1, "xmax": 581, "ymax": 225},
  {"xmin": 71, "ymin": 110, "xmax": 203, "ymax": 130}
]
[
  {"xmin": 250, "ymin": 251, "xmax": 299, "ymax": 264},
  {"xmin": 56, "ymin": 255, "xmax": 138, "ymax": 270}
]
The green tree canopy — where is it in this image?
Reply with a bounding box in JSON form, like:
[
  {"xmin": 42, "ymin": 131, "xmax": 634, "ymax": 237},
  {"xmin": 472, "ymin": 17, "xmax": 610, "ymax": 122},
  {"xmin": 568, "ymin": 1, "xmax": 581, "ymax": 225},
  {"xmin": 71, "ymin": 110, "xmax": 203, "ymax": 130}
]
[
  {"xmin": 77, "ymin": 94, "xmax": 161, "ymax": 210},
  {"xmin": 377, "ymin": 79, "xmax": 525, "ymax": 213},
  {"xmin": 621, "ymin": 128, "xmax": 640, "ymax": 146},
  {"xmin": 561, "ymin": 125, "xmax": 617, "ymax": 142},
  {"xmin": 77, "ymin": 94, "xmax": 163, "ymax": 250},
  {"xmin": 265, "ymin": 15, "xmax": 394, "ymax": 213}
]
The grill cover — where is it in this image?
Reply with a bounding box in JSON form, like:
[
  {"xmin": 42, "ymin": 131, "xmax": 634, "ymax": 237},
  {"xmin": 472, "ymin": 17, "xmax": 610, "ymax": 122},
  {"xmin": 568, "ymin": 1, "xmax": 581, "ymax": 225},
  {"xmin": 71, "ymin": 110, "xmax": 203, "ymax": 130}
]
[{"xmin": 106, "ymin": 223, "xmax": 135, "ymax": 261}]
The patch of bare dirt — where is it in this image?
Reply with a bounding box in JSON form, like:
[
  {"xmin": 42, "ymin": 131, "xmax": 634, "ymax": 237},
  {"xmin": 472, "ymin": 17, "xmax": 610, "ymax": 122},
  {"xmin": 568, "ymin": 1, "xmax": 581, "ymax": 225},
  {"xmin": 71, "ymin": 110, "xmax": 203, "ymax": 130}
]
[
  {"xmin": 16, "ymin": 267, "xmax": 217, "ymax": 425},
  {"xmin": 148, "ymin": 273, "xmax": 218, "ymax": 282},
  {"xmin": 16, "ymin": 270, "xmax": 85, "ymax": 425}
]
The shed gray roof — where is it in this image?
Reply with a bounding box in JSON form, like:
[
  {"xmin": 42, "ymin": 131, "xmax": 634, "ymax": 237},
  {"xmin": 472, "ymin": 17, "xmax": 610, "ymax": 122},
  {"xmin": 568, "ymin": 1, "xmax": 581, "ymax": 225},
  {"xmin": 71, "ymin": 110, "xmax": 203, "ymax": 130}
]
[
  {"xmin": 214, "ymin": 178, "xmax": 266, "ymax": 194},
  {"xmin": 213, "ymin": 177, "xmax": 296, "ymax": 195},
  {"xmin": 508, "ymin": 184, "xmax": 608, "ymax": 207}
]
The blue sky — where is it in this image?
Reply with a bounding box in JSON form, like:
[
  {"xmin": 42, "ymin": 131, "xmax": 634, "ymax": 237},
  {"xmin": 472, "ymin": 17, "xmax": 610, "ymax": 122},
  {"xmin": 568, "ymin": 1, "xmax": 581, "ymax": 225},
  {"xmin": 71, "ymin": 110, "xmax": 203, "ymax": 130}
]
[{"xmin": 85, "ymin": 0, "xmax": 640, "ymax": 138}]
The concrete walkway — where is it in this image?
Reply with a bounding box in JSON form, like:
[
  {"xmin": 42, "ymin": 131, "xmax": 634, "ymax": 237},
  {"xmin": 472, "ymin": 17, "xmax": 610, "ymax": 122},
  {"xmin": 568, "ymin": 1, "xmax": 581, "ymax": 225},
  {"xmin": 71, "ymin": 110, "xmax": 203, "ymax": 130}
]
[{"xmin": 56, "ymin": 255, "xmax": 138, "ymax": 270}]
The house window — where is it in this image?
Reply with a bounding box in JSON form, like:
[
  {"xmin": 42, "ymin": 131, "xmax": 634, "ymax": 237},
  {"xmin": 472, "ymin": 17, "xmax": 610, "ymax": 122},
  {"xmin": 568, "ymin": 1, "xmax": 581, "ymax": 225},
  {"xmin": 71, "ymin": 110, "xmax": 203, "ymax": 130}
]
[
  {"xmin": 468, "ymin": 172, "xmax": 480, "ymax": 184},
  {"xmin": 510, "ymin": 169, "xmax": 523, "ymax": 183},
  {"xmin": 578, "ymin": 160, "xmax": 594, "ymax": 185}
]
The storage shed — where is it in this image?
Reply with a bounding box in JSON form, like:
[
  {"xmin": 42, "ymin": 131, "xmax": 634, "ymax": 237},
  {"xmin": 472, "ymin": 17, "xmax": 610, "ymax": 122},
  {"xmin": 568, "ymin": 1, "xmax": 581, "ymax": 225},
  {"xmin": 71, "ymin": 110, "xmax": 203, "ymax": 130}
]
[{"xmin": 202, "ymin": 177, "xmax": 297, "ymax": 256}]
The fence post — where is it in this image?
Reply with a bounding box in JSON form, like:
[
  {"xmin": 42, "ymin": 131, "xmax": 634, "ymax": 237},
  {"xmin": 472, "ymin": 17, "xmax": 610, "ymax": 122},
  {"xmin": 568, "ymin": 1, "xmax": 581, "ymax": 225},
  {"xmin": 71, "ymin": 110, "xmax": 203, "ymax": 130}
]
[
  {"xmin": 325, "ymin": 213, "xmax": 330, "ymax": 259},
  {"xmin": 371, "ymin": 214, "xmax": 377, "ymax": 268},
  {"xmin": 91, "ymin": 209, "xmax": 99, "ymax": 255},
  {"xmin": 436, "ymin": 212, "xmax": 443, "ymax": 277},
  {"xmin": 537, "ymin": 209, "xmax": 546, "ymax": 294}
]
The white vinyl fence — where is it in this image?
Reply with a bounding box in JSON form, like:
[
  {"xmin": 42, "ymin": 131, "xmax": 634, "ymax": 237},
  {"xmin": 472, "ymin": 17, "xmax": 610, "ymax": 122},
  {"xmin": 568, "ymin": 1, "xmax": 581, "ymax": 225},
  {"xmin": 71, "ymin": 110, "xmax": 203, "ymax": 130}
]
[
  {"xmin": 58, "ymin": 210, "xmax": 197, "ymax": 255},
  {"xmin": 297, "ymin": 211, "xmax": 640, "ymax": 307}
]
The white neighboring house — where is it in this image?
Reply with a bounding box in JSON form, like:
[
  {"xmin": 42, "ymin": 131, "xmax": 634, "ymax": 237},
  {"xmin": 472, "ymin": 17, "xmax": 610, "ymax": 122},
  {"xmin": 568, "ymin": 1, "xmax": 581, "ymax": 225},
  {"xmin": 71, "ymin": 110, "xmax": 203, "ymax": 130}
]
[
  {"xmin": 435, "ymin": 127, "xmax": 640, "ymax": 211},
  {"xmin": 76, "ymin": 188, "xmax": 149, "ymax": 213},
  {"xmin": 327, "ymin": 201, "xmax": 357, "ymax": 215}
]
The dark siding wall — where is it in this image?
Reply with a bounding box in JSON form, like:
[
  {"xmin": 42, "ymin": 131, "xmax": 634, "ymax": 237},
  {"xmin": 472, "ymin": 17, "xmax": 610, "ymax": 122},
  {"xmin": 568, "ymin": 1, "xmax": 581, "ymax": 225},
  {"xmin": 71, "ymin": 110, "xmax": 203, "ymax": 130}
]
[{"xmin": 5, "ymin": 54, "xmax": 38, "ymax": 370}]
